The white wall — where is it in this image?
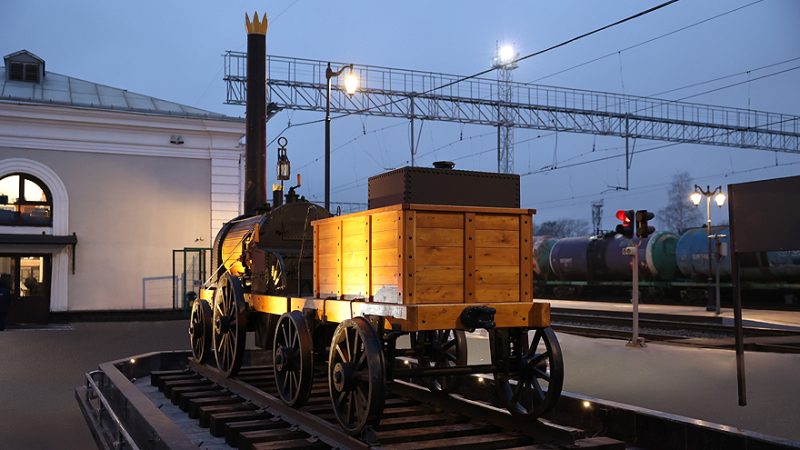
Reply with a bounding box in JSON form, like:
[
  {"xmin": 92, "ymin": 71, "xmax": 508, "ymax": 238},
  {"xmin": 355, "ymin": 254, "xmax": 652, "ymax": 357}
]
[{"xmin": 0, "ymin": 102, "xmax": 244, "ymax": 311}]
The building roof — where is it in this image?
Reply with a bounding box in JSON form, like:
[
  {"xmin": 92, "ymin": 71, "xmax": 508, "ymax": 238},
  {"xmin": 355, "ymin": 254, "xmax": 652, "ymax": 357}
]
[{"xmin": 1, "ymin": 51, "xmax": 239, "ymax": 121}]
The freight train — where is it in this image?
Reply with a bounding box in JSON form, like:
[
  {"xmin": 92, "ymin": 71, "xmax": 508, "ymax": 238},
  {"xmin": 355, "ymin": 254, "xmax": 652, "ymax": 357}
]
[
  {"xmin": 534, "ymin": 227, "xmax": 800, "ymax": 304},
  {"xmin": 189, "ymin": 12, "xmax": 563, "ymax": 436}
]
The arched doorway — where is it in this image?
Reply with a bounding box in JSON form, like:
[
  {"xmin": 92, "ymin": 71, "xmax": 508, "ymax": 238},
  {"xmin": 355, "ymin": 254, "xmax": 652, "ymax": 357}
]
[{"xmin": 0, "ymin": 159, "xmax": 71, "ymax": 327}]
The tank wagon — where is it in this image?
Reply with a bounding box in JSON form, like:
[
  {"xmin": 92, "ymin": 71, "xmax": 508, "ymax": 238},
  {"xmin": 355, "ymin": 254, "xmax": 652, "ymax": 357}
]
[
  {"xmin": 535, "ymin": 227, "xmax": 800, "ymax": 301},
  {"xmin": 189, "ymin": 13, "xmax": 563, "ymax": 435}
]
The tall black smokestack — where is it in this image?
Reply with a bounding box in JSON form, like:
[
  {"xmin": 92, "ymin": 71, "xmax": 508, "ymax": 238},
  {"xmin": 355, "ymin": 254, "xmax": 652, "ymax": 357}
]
[{"xmin": 244, "ymin": 12, "xmax": 268, "ymax": 214}]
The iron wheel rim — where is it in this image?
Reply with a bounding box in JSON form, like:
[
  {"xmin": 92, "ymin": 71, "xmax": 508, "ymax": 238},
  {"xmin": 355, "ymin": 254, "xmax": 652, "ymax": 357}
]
[
  {"xmin": 496, "ymin": 327, "xmax": 564, "ymax": 417},
  {"xmin": 273, "ymin": 311, "xmax": 314, "ymax": 406},
  {"xmin": 328, "ymin": 317, "xmax": 385, "ymax": 435},
  {"xmin": 189, "ymin": 299, "xmax": 212, "ymax": 363},
  {"xmin": 212, "ymin": 273, "xmax": 246, "ymax": 377},
  {"xmin": 411, "ymin": 329, "xmax": 467, "ymax": 392}
]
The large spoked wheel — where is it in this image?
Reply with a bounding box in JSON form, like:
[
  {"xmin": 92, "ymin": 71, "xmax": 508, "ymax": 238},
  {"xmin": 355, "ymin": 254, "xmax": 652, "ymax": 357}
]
[
  {"xmin": 273, "ymin": 311, "xmax": 314, "ymax": 407},
  {"xmin": 328, "ymin": 317, "xmax": 385, "ymax": 435},
  {"xmin": 212, "ymin": 273, "xmax": 247, "ymax": 377},
  {"xmin": 495, "ymin": 327, "xmax": 564, "ymax": 417},
  {"xmin": 189, "ymin": 299, "xmax": 213, "ymax": 363},
  {"xmin": 411, "ymin": 329, "xmax": 467, "ymax": 392}
]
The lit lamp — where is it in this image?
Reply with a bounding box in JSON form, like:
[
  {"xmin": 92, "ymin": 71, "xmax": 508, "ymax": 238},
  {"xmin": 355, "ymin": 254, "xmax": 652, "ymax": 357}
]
[
  {"xmin": 493, "ymin": 43, "xmax": 519, "ymax": 68},
  {"xmin": 276, "ymin": 137, "xmax": 291, "ymax": 181},
  {"xmin": 325, "ymin": 63, "xmax": 359, "ymax": 211},
  {"xmin": 690, "ymin": 184, "xmax": 726, "ymax": 314}
]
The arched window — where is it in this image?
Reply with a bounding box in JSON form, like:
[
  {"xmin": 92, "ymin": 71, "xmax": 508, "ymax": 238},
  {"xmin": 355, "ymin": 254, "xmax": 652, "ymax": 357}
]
[{"xmin": 0, "ymin": 173, "xmax": 53, "ymax": 226}]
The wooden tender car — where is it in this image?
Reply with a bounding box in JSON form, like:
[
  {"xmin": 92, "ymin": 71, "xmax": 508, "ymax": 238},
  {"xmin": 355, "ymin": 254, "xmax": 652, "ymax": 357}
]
[{"xmin": 190, "ymin": 201, "xmax": 563, "ymax": 435}]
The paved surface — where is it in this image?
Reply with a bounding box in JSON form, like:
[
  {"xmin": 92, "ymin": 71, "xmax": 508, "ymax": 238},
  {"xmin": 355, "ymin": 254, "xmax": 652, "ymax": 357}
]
[
  {"xmin": 0, "ymin": 321, "xmax": 188, "ymax": 450},
  {"xmin": 2, "ymin": 319, "xmax": 799, "ymax": 449},
  {"xmin": 546, "ymin": 298, "xmax": 800, "ymax": 329}
]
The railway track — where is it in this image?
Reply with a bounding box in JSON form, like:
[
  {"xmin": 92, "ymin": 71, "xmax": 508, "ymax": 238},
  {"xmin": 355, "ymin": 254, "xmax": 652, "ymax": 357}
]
[
  {"xmin": 78, "ymin": 350, "xmax": 800, "ymax": 450},
  {"xmin": 143, "ymin": 358, "xmax": 620, "ymax": 450},
  {"xmin": 551, "ymin": 310, "xmax": 800, "ymax": 352}
]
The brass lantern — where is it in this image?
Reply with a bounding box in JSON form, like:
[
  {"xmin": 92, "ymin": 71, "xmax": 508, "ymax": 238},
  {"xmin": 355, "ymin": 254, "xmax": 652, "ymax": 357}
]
[{"xmin": 276, "ymin": 137, "xmax": 291, "ymax": 181}]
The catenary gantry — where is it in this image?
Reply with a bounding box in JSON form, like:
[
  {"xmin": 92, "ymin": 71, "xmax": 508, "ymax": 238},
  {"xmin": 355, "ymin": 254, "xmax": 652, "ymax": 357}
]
[{"xmin": 224, "ymin": 52, "xmax": 800, "ymax": 168}]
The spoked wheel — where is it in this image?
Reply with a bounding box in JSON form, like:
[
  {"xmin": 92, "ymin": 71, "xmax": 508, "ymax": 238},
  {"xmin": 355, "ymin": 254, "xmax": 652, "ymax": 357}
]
[
  {"xmin": 273, "ymin": 311, "xmax": 314, "ymax": 407},
  {"xmin": 328, "ymin": 317, "xmax": 385, "ymax": 435},
  {"xmin": 495, "ymin": 327, "xmax": 564, "ymax": 417},
  {"xmin": 189, "ymin": 299, "xmax": 213, "ymax": 363},
  {"xmin": 410, "ymin": 329, "xmax": 467, "ymax": 392},
  {"xmin": 212, "ymin": 273, "xmax": 247, "ymax": 377}
]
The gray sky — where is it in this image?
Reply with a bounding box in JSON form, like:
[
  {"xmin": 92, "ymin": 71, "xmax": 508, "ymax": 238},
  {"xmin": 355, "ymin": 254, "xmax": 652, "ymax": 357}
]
[{"xmin": 2, "ymin": 0, "xmax": 799, "ymax": 229}]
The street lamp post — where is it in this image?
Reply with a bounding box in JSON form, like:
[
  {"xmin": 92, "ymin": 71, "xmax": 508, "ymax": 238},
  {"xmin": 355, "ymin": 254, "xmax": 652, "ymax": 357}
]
[
  {"xmin": 690, "ymin": 184, "xmax": 727, "ymax": 314},
  {"xmin": 325, "ymin": 63, "xmax": 358, "ymax": 211}
]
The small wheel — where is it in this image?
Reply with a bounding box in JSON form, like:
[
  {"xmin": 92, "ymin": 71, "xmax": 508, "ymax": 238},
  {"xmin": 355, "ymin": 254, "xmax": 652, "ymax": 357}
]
[
  {"xmin": 273, "ymin": 311, "xmax": 314, "ymax": 406},
  {"xmin": 213, "ymin": 273, "xmax": 247, "ymax": 377},
  {"xmin": 189, "ymin": 299, "xmax": 213, "ymax": 363},
  {"xmin": 328, "ymin": 317, "xmax": 385, "ymax": 435},
  {"xmin": 495, "ymin": 327, "xmax": 564, "ymax": 417},
  {"xmin": 410, "ymin": 329, "xmax": 467, "ymax": 392}
]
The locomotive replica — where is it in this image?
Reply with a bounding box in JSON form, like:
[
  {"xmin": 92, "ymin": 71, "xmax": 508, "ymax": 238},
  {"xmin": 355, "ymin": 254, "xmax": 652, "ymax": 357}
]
[{"xmin": 188, "ymin": 12, "xmax": 563, "ymax": 435}]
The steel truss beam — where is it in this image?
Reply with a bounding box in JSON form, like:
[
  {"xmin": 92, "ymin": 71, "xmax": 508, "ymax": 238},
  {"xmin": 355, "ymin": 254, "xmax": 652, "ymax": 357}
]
[{"xmin": 224, "ymin": 52, "xmax": 800, "ymax": 154}]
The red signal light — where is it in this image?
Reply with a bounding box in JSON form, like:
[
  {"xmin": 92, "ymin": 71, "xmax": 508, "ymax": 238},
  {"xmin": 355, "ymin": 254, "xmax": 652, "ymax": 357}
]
[{"xmin": 616, "ymin": 210, "xmax": 631, "ymax": 222}]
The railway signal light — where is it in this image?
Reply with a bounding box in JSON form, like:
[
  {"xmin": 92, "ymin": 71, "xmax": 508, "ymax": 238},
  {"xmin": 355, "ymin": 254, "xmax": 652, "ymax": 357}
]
[
  {"xmin": 615, "ymin": 210, "xmax": 634, "ymax": 238},
  {"xmin": 636, "ymin": 210, "xmax": 655, "ymax": 239}
]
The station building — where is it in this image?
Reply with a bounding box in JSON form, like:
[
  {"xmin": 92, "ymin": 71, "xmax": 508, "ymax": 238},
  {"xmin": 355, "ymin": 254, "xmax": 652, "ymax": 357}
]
[{"xmin": 0, "ymin": 50, "xmax": 245, "ymax": 325}]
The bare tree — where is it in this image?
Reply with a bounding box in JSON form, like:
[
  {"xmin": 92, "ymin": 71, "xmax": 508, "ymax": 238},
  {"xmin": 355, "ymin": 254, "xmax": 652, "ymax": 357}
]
[
  {"xmin": 658, "ymin": 171, "xmax": 703, "ymax": 233},
  {"xmin": 537, "ymin": 218, "xmax": 590, "ymax": 237}
]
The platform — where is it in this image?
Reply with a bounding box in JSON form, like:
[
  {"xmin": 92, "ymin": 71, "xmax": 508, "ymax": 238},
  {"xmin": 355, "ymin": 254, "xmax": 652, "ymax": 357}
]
[{"xmin": 545, "ymin": 298, "xmax": 800, "ymax": 331}]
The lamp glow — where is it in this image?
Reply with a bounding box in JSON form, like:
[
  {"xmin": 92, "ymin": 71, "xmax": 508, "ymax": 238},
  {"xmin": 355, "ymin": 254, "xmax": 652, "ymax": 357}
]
[
  {"xmin": 690, "ymin": 191, "xmax": 702, "ymax": 206},
  {"xmin": 582, "ymin": 400, "xmax": 592, "ymax": 409},
  {"xmin": 497, "ymin": 44, "xmax": 516, "ymax": 65},
  {"xmin": 714, "ymin": 192, "xmax": 726, "ymax": 207},
  {"xmin": 343, "ymin": 70, "xmax": 359, "ymax": 95}
]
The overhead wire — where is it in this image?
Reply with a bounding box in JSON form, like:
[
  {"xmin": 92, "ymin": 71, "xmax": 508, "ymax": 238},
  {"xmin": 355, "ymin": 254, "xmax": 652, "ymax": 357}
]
[{"xmin": 530, "ymin": 0, "xmax": 764, "ymax": 83}]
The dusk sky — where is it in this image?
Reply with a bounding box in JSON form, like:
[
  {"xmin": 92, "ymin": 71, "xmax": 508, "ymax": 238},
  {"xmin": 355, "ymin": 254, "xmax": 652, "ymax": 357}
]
[{"xmin": 3, "ymin": 0, "xmax": 799, "ymax": 229}]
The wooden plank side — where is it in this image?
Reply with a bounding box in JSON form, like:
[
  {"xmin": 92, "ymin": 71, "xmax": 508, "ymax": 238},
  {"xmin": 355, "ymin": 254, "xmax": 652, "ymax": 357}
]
[
  {"xmin": 474, "ymin": 215, "xmax": 519, "ymax": 231},
  {"xmin": 415, "ymin": 285, "xmax": 464, "ymax": 304},
  {"xmin": 372, "ymin": 229, "xmax": 401, "ymax": 250},
  {"xmin": 475, "ymin": 230, "xmax": 519, "ymax": 248},
  {"xmin": 475, "ymin": 285, "xmax": 519, "ymax": 302},
  {"xmin": 317, "ymin": 254, "xmax": 339, "ymax": 269},
  {"xmin": 341, "ymin": 250, "xmax": 368, "ymax": 269},
  {"xmin": 316, "ymin": 221, "xmax": 340, "ymax": 239},
  {"xmin": 317, "ymin": 236, "xmax": 340, "ymax": 256},
  {"xmin": 475, "ymin": 247, "xmax": 519, "ymax": 265},
  {"xmin": 342, "ymin": 267, "xmax": 369, "ymax": 286},
  {"xmin": 342, "ymin": 217, "xmax": 368, "ymax": 236},
  {"xmin": 342, "ymin": 234, "xmax": 368, "ymax": 254},
  {"xmin": 416, "ymin": 228, "xmax": 464, "ymax": 247},
  {"xmin": 337, "ymin": 218, "xmax": 343, "ymax": 298},
  {"xmin": 408, "ymin": 204, "xmax": 535, "ymax": 215},
  {"xmin": 416, "ymin": 212, "xmax": 464, "ymax": 229},
  {"xmin": 372, "ymin": 211, "xmax": 401, "ymax": 232},
  {"xmin": 403, "ymin": 210, "xmax": 417, "ymax": 304},
  {"xmin": 313, "ymin": 219, "xmax": 320, "ymax": 297},
  {"xmin": 520, "ymin": 214, "xmax": 533, "ymax": 302},
  {"xmin": 415, "ymin": 246, "xmax": 464, "ymax": 268},
  {"xmin": 415, "ymin": 266, "xmax": 464, "ymax": 285},
  {"xmin": 366, "ymin": 215, "xmax": 372, "ymax": 299},
  {"xmin": 465, "ymin": 212, "xmax": 476, "ymax": 303},
  {"xmin": 474, "ymin": 266, "xmax": 518, "ymax": 285},
  {"xmin": 317, "ymin": 268, "xmax": 339, "ymax": 286},
  {"xmin": 372, "ymin": 266, "xmax": 400, "ymax": 286},
  {"xmin": 372, "ymin": 248, "xmax": 401, "ymax": 267}
]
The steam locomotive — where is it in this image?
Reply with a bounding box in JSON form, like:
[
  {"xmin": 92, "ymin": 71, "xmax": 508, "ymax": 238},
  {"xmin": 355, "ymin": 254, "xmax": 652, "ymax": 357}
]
[{"xmin": 189, "ymin": 12, "xmax": 563, "ymax": 435}]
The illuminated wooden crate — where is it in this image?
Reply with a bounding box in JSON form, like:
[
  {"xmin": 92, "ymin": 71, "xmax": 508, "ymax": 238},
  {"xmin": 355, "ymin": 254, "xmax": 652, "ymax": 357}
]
[{"xmin": 312, "ymin": 204, "xmax": 534, "ymax": 305}]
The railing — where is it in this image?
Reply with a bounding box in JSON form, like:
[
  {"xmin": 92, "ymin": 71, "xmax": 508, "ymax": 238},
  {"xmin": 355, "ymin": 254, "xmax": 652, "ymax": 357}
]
[{"xmin": 223, "ymin": 52, "xmax": 800, "ymax": 154}]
